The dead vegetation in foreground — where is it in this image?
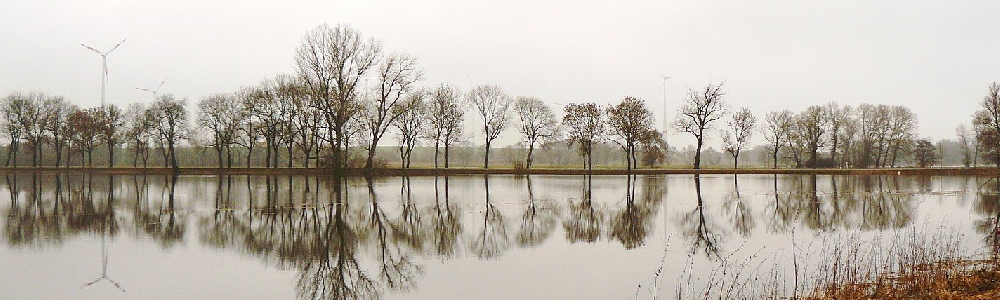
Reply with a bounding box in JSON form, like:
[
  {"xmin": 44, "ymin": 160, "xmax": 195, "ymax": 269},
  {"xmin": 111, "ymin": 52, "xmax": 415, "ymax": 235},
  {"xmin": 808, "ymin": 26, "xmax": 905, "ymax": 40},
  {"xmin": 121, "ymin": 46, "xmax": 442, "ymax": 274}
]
[{"xmin": 661, "ymin": 225, "xmax": 1000, "ymax": 300}]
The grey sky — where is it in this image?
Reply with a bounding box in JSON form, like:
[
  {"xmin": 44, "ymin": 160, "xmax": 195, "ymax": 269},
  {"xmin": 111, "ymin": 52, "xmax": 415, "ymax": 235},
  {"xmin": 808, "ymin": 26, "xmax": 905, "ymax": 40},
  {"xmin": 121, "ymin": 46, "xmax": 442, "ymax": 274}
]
[{"xmin": 2, "ymin": 1, "xmax": 998, "ymax": 148}]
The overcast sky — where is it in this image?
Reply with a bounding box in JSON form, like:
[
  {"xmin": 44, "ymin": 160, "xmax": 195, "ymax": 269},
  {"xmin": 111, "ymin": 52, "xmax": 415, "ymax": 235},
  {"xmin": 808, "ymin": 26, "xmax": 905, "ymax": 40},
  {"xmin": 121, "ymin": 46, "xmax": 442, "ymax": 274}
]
[{"xmin": 2, "ymin": 1, "xmax": 999, "ymax": 148}]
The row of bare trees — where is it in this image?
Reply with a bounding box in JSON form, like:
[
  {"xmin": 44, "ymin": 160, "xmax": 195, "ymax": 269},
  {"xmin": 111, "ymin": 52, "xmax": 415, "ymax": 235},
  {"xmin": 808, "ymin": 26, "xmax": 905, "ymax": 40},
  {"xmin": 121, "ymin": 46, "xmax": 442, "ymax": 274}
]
[
  {"xmin": 12, "ymin": 23, "xmax": 991, "ymax": 171},
  {"xmin": 0, "ymin": 91, "xmax": 186, "ymax": 169},
  {"xmin": 761, "ymin": 102, "xmax": 919, "ymax": 168},
  {"xmin": 672, "ymin": 82, "xmax": 926, "ymax": 169}
]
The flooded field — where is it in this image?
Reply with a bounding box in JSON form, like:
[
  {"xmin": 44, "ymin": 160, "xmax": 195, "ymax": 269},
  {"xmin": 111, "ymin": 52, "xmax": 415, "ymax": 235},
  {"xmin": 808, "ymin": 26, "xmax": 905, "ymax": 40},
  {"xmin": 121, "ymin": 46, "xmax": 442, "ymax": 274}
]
[{"xmin": 1, "ymin": 173, "xmax": 996, "ymax": 299}]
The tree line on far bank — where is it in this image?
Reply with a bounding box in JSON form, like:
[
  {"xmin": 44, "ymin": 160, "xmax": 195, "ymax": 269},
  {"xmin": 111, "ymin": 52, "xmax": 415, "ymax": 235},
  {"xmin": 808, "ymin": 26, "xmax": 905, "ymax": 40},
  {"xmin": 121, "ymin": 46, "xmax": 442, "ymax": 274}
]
[{"xmin": 3, "ymin": 24, "xmax": 999, "ymax": 172}]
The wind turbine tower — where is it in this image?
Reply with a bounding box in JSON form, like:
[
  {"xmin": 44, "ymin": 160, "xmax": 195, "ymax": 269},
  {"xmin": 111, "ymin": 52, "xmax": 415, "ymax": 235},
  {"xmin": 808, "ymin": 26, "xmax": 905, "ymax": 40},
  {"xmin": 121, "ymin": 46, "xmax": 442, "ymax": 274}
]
[{"xmin": 81, "ymin": 39, "xmax": 126, "ymax": 106}]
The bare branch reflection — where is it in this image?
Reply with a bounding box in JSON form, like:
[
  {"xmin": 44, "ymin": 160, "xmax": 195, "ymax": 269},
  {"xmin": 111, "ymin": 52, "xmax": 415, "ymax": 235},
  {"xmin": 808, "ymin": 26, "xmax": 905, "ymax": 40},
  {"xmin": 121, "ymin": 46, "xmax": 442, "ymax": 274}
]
[
  {"xmin": 469, "ymin": 174, "xmax": 509, "ymax": 259},
  {"xmin": 517, "ymin": 175, "xmax": 559, "ymax": 247}
]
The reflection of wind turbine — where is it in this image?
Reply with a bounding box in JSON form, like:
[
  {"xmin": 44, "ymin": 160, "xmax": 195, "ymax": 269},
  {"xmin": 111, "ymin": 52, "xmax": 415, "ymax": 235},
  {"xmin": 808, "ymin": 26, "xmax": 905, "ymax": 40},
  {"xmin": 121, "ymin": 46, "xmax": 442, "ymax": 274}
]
[
  {"xmin": 81, "ymin": 222, "xmax": 125, "ymax": 293},
  {"xmin": 81, "ymin": 39, "xmax": 126, "ymax": 106},
  {"xmin": 136, "ymin": 77, "xmax": 168, "ymax": 101}
]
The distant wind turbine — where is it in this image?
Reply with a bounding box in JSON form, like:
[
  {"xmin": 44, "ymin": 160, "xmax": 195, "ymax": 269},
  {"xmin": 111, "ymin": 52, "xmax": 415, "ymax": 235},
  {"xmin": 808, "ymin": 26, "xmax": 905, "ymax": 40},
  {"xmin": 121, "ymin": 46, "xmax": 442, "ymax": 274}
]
[
  {"xmin": 136, "ymin": 77, "xmax": 168, "ymax": 101},
  {"xmin": 81, "ymin": 39, "xmax": 127, "ymax": 106},
  {"xmin": 662, "ymin": 76, "xmax": 672, "ymax": 133}
]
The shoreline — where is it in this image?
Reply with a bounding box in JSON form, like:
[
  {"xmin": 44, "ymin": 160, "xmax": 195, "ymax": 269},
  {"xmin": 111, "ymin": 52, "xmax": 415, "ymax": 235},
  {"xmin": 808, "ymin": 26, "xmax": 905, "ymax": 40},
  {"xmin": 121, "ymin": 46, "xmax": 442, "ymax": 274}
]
[{"xmin": 0, "ymin": 166, "xmax": 998, "ymax": 176}]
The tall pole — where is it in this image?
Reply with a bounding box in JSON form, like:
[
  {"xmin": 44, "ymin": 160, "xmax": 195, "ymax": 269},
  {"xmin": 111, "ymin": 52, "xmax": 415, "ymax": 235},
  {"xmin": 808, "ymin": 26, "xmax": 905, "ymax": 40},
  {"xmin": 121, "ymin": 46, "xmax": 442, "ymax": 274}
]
[
  {"xmin": 81, "ymin": 39, "xmax": 126, "ymax": 106},
  {"xmin": 662, "ymin": 76, "xmax": 672, "ymax": 134}
]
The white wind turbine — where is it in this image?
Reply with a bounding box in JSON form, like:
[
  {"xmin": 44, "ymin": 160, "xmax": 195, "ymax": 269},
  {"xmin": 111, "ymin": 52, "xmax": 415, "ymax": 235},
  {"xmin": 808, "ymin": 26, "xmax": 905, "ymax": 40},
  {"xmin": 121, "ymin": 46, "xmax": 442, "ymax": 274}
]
[
  {"xmin": 136, "ymin": 77, "xmax": 168, "ymax": 101},
  {"xmin": 81, "ymin": 39, "xmax": 127, "ymax": 106}
]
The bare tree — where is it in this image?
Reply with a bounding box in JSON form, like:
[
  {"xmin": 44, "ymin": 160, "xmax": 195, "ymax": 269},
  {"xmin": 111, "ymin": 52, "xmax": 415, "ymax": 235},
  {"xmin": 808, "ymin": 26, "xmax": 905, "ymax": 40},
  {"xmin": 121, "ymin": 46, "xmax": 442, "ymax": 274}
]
[
  {"xmin": 95, "ymin": 104, "xmax": 124, "ymax": 167},
  {"xmin": 468, "ymin": 85, "xmax": 512, "ymax": 169},
  {"xmin": 393, "ymin": 91, "xmax": 425, "ymax": 168},
  {"xmin": 606, "ymin": 96, "xmax": 655, "ymax": 171},
  {"xmin": 974, "ymin": 82, "xmax": 1000, "ymax": 166},
  {"xmin": 42, "ymin": 96, "xmax": 72, "ymax": 167},
  {"xmin": 825, "ymin": 102, "xmax": 851, "ymax": 166},
  {"xmin": 67, "ymin": 108, "xmax": 100, "ymax": 166},
  {"xmin": 245, "ymin": 76, "xmax": 297, "ymax": 168},
  {"xmin": 148, "ymin": 94, "xmax": 188, "ymax": 172},
  {"xmin": 235, "ymin": 86, "xmax": 264, "ymax": 168},
  {"xmin": 272, "ymin": 76, "xmax": 303, "ymax": 168},
  {"xmin": 913, "ymin": 139, "xmax": 938, "ymax": 167},
  {"xmin": 722, "ymin": 107, "xmax": 756, "ymax": 169},
  {"xmin": 425, "ymin": 84, "xmax": 464, "ymax": 168},
  {"xmin": 957, "ymin": 123, "xmax": 974, "ymax": 167},
  {"xmin": 362, "ymin": 52, "xmax": 422, "ymax": 170},
  {"xmin": 885, "ymin": 106, "xmax": 917, "ymax": 167},
  {"xmin": 796, "ymin": 105, "xmax": 827, "ymax": 168},
  {"xmin": 638, "ymin": 130, "xmax": 669, "ymax": 167},
  {"xmin": 197, "ymin": 93, "xmax": 244, "ymax": 168},
  {"xmin": 290, "ymin": 87, "xmax": 323, "ymax": 168},
  {"xmin": 1, "ymin": 93, "xmax": 27, "ymax": 167},
  {"xmin": 562, "ymin": 103, "xmax": 604, "ymax": 170},
  {"xmin": 5, "ymin": 92, "xmax": 47, "ymax": 166},
  {"xmin": 124, "ymin": 103, "xmax": 153, "ymax": 168},
  {"xmin": 674, "ymin": 83, "xmax": 727, "ymax": 169},
  {"xmin": 514, "ymin": 96, "xmax": 559, "ymax": 169},
  {"xmin": 762, "ymin": 110, "xmax": 793, "ymax": 168},
  {"xmin": 295, "ymin": 24, "xmax": 382, "ymax": 172}
]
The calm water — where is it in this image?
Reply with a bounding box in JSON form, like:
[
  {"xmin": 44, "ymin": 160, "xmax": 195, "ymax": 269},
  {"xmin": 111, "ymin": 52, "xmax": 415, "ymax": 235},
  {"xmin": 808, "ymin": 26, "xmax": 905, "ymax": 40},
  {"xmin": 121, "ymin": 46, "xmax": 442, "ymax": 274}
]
[{"xmin": 0, "ymin": 173, "xmax": 996, "ymax": 299}]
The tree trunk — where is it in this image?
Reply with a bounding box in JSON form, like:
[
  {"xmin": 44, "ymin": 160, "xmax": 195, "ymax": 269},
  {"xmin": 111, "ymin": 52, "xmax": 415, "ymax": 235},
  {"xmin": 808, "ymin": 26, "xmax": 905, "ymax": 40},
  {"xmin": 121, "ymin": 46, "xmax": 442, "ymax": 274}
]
[
  {"xmin": 484, "ymin": 141, "xmax": 491, "ymax": 169},
  {"xmin": 526, "ymin": 143, "xmax": 535, "ymax": 169},
  {"xmin": 434, "ymin": 141, "xmax": 440, "ymax": 169},
  {"xmin": 694, "ymin": 137, "xmax": 704, "ymax": 169},
  {"xmin": 366, "ymin": 145, "xmax": 378, "ymax": 170},
  {"xmin": 772, "ymin": 147, "xmax": 779, "ymax": 169},
  {"xmin": 587, "ymin": 142, "xmax": 593, "ymax": 172},
  {"xmin": 444, "ymin": 144, "xmax": 450, "ymax": 168},
  {"xmin": 216, "ymin": 146, "xmax": 224, "ymax": 168},
  {"xmin": 108, "ymin": 143, "xmax": 115, "ymax": 167},
  {"xmin": 168, "ymin": 141, "xmax": 178, "ymax": 172}
]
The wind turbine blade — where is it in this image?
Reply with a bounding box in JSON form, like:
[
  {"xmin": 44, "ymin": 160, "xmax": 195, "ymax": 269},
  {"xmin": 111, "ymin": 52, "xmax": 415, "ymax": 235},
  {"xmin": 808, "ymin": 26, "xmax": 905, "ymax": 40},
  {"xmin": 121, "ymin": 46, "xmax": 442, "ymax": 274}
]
[
  {"xmin": 156, "ymin": 77, "xmax": 168, "ymax": 90},
  {"xmin": 103, "ymin": 60, "xmax": 109, "ymax": 80},
  {"xmin": 81, "ymin": 44, "xmax": 102, "ymax": 54},
  {"xmin": 136, "ymin": 87, "xmax": 153, "ymax": 92},
  {"xmin": 107, "ymin": 38, "xmax": 126, "ymax": 53}
]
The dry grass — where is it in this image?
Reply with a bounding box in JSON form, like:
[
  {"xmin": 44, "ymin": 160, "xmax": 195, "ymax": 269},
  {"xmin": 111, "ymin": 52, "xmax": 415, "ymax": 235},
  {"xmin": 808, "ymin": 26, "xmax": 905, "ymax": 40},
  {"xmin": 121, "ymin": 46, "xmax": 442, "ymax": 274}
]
[{"xmin": 662, "ymin": 224, "xmax": 1000, "ymax": 300}]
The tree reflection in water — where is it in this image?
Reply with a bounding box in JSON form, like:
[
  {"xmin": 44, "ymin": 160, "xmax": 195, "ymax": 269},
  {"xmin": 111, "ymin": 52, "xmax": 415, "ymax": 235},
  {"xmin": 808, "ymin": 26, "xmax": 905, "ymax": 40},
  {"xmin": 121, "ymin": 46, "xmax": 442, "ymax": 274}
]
[
  {"xmin": 429, "ymin": 176, "xmax": 461, "ymax": 259},
  {"xmin": 390, "ymin": 176, "xmax": 424, "ymax": 252},
  {"xmin": 81, "ymin": 174, "xmax": 125, "ymax": 292},
  {"xmin": 362, "ymin": 176, "xmax": 421, "ymax": 291},
  {"xmin": 610, "ymin": 175, "xmax": 662, "ymax": 249},
  {"xmin": 1, "ymin": 173, "xmax": 982, "ymax": 299},
  {"xmin": 723, "ymin": 175, "xmax": 754, "ymax": 238},
  {"xmin": 563, "ymin": 175, "xmax": 603, "ymax": 243},
  {"xmin": 470, "ymin": 174, "xmax": 509, "ymax": 259},
  {"xmin": 679, "ymin": 175, "xmax": 723, "ymax": 258},
  {"xmin": 762, "ymin": 175, "xmax": 915, "ymax": 235},
  {"xmin": 517, "ymin": 175, "xmax": 559, "ymax": 247},
  {"xmin": 143, "ymin": 174, "xmax": 185, "ymax": 247},
  {"xmin": 296, "ymin": 176, "xmax": 375, "ymax": 299},
  {"xmin": 975, "ymin": 177, "xmax": 1000, "ymax": 259}
]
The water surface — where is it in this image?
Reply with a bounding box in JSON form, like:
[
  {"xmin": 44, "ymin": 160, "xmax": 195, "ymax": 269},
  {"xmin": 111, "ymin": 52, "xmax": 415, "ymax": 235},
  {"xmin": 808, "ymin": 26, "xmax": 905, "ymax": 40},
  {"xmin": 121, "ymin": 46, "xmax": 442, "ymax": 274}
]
[{"xmin": 1, "ymin": 174, "xmax": 995, "ymax": 299}]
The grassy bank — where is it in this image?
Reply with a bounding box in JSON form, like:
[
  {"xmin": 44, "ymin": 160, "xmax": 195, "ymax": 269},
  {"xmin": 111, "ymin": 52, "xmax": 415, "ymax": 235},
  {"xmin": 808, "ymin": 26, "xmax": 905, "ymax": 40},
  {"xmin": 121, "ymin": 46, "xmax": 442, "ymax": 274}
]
[{"xmin": 0, "ymin": 166, "xmax": 999, "ymax": 176}]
